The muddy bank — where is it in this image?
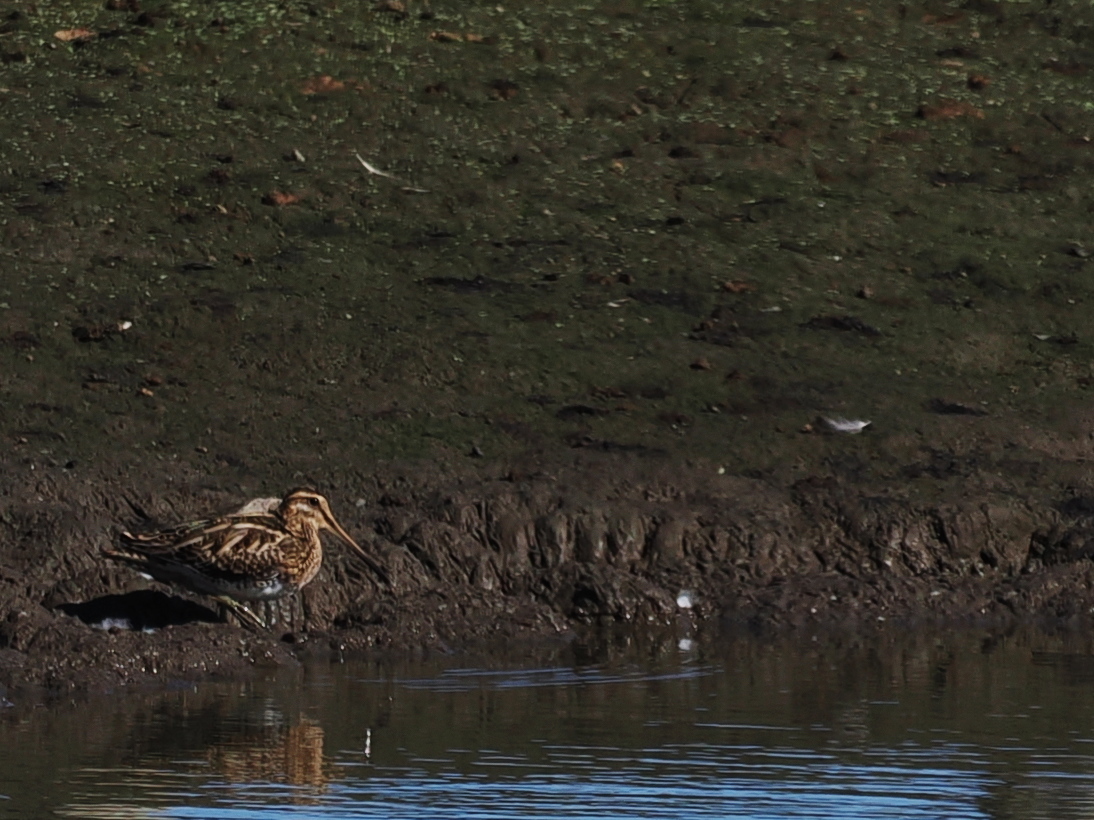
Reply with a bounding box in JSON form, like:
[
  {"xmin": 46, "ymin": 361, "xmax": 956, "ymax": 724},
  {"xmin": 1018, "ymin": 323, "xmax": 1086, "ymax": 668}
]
[
  {"xmin": 3, "ymin": 446, "xmax": 1094, "ymax": 697},
  {"xmin": 6, "ymin": 0, "xmax": 1094, "ymax": 696}
]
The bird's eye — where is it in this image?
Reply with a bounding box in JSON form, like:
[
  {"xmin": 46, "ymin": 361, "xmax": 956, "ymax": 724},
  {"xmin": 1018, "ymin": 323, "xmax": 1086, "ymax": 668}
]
[{"xmin": 307, "ymin": 497, "xmax": 320, "ymax": 507}]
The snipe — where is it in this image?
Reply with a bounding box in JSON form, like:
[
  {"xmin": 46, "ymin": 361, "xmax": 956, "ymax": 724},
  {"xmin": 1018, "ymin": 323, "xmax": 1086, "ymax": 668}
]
[{"xmin": 104, "ymin": 488, "xmax": 383, "ymax": 629}]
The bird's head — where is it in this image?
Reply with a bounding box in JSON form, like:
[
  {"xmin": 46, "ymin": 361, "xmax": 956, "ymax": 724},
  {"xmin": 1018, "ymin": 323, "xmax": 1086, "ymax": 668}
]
[{"xmin": 279, "ymin": 489, "xmax": 365, "ymax": 556}]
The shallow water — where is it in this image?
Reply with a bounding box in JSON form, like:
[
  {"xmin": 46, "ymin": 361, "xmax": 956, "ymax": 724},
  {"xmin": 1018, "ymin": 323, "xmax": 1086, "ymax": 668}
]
[{"xmin": 5, "ymin": 627, "xmax": 1094, "ymax": 819}]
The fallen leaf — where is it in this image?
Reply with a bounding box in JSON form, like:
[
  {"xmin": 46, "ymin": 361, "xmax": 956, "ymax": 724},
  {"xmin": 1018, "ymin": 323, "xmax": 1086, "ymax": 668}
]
[
  {"xmin": 429, "ymin": 31, "xmax": 464, "ymax": 42},
  {"xmin": 916, "ymin": 100, "xmax": 984, "ymax": 120},
  {"xmin": 54, "ymin": 28, "xmax": 96, "ymax": 42},
  {"xmin": 262, "ymin": 190, "xmax": 301, "ymax": 206},
  {"xmin": 720, "ymin": 280, "xmax": 755, "ymax": 294},
  {"xmin": 584, "ymin": 273, "xmax": 614, "ymax": 286},
  {"xmin": 488, "ymin": 79, "xmax": 519, "ymax": 100},
  {"xmin": 1043, "ymin": 60, "xmax": 1089, "ymax": 76},
  {"xmin": 300, "ymin": 75, "xmax": 345, "ymax": 94}
]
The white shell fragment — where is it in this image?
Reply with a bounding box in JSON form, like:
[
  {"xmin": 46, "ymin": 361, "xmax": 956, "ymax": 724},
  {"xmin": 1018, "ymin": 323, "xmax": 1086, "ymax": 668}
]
[
  {"xmin": 355, "ymin": 152, "xmax": 397, "ymax": 180},
  {"xmin": 818, "ymin": 416, "xmax": 872, "ymax": 434},
  {"xmin": 354, "ymin": 152, "xmax": 431, "ymax": 194},
  {"xmin": 676, "ymin": 590, "xmax": 695, "ymax": 609}
]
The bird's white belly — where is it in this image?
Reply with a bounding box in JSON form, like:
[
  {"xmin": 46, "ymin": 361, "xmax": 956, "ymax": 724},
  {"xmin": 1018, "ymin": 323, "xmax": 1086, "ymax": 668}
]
[{"xmin": 237, "ymin": 579, "xmax": 286, "ymax": 600}]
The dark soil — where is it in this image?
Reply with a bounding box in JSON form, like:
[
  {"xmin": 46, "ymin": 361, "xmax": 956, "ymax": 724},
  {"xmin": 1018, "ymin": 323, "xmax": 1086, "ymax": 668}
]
[
  {"xmin": 4, "ymin": 449, "xmax": 1094, "ymax": 698},
  {"xmin": 5, "ymin": 0, "xmax": 1094, "ymax": 698}
]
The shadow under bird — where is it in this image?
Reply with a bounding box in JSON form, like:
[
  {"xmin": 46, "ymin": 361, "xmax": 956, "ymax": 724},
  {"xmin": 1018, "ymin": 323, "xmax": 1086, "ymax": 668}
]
[{"xmin": 103, "ymin": 488, "xmax": 385, "ymax": 629}]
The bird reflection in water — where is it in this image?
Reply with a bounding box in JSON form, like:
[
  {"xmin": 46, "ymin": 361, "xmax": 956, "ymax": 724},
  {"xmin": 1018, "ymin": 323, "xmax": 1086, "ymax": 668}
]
[{"xmin": 205, "ymin": 718, "xmax": 329, "ymax": 796}]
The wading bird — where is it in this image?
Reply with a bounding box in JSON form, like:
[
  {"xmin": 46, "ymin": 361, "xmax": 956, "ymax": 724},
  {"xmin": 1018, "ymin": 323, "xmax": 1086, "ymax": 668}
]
[{"xmin": 104, "ymin": 488, "xmax": 384, "ymax": 629}]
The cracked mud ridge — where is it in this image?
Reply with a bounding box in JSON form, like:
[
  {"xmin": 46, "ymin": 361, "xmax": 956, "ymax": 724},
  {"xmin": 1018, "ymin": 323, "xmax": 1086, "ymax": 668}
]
[{"xmin": 5, "ymin": 451, "xmax": 1094, "ymax": 696}]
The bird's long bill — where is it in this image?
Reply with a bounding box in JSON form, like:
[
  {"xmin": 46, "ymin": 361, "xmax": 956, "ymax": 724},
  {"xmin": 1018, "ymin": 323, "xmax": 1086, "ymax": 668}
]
[{"xmin": 324, "ymin": 514, "xmax": 367, "ymax": 557}]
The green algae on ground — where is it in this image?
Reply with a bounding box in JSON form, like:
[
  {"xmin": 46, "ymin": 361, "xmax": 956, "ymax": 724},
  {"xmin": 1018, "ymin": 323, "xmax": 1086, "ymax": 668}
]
[{"xmin": 2, "ymin": 1, "xmax": 1094, "ymax": 499}]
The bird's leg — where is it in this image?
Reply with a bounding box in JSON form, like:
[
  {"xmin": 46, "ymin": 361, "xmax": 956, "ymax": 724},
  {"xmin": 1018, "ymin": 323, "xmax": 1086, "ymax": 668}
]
[
  {"xmin": 214, "ymin": 596, "xmax": 267, "ymax": 630},
  {"xmin": 260, "ymin": 598, "xmax": 300, "ymax": 632},
  {"xmin": 294, "ymin": 593, "xmax": 304, "ymax": 633}
]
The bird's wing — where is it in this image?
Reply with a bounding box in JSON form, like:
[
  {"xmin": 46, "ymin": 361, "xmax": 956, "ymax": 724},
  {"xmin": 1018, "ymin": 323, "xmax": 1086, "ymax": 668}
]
[
  {"xmin": 114, "ymin": 514, "xmax": 290, "ymax": 582},
  {"xmin": 118, "ymin": 516, "xmax": 222, "ymax": 552}
]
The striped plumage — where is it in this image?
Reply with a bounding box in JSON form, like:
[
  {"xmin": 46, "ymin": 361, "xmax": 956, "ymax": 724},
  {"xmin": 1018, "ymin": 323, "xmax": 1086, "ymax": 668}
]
[{"xmin": 104, "ymin": 488, "xmax": 370, "ymax": 628}]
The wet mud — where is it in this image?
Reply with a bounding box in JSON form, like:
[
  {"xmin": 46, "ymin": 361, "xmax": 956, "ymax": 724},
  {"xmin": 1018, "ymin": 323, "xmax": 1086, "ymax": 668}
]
[{"xmin": 5, "ymin": 0, "xmax": 1094, "ymax": 697}]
